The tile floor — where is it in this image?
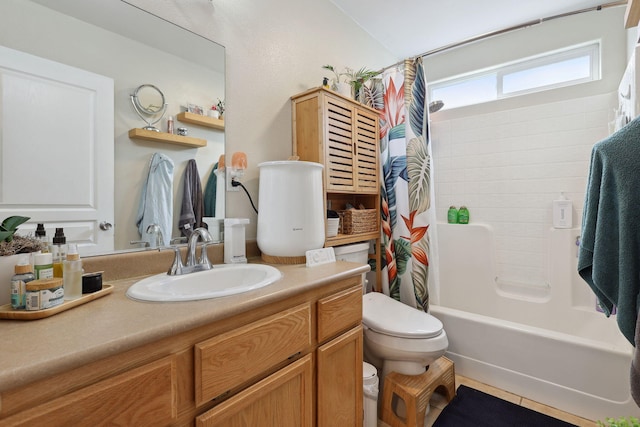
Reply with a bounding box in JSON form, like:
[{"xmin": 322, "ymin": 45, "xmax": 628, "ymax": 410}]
[{"xmin": 378, "ymin": 374, "xmax": 598, "ymax": 427}]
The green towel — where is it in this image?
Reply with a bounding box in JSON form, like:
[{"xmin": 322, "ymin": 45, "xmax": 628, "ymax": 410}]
[
  {"xmin": 578, "ymin": 116, "xmax": 640, "ymax": 345},
  {"xmin": 204, "ymin": 162, "xmax": 218, "ymax": 217}
]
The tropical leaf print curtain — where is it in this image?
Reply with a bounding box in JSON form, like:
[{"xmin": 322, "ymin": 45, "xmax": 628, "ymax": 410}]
[{"xmin": 377, "ymin": 57, "xmax": 436, "ymax": 312}]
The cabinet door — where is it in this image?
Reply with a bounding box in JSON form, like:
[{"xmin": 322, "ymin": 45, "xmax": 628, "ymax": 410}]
[
  {"xmin": 195, "ymin": 304, "xmax": 312, "ymax": 405},
  {"xmin": 354, "ymin": 108, "xmax": 379, "ymax": 194},
  {"xmin": 324, "ymin": 95, "xmax": 356, "ymax": 192},
  {"xmin": 196, "ymin": 354, "xmax": 313, "ymax": 427},
  {"xmin": 317, "ymin": 325, "xmax": 364, "ymax": 427},
  {"xmin": 2, "ymin": 356, "xmax": 177, "ymax": 427}
]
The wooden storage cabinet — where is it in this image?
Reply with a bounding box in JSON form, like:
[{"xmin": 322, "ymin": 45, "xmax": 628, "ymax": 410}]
[{"xmin": 292, "ymin": 87, "xmax": 382, "ymax": 289}]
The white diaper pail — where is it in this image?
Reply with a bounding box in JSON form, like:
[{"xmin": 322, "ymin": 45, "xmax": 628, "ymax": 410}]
[
  {"xmin": 363, "ymin": 362, "xmax": 379, "ymax": 427},
  {"xmin": 257, "ymin": 161, "xmax": 325, "ymax": 263}
]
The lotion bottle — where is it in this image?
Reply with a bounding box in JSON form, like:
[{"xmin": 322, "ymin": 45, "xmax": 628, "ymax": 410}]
[
  {"xmin": 63, "ymin": 243, "xmax": 83, "ymax": 300},
  {"xmin": 553, "ymin": 193, "xmax": 573, "ymax": 229}
]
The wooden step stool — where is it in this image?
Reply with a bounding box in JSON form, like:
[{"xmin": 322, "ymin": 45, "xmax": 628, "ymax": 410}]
[{"xmin": 381, "ymin": 357, "xmax": 456, "ymax": 427}]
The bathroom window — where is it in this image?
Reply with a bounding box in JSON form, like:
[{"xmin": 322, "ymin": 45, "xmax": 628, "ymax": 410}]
[{"xmin": 429, "ymin": 41, "xmax": 600, "ymax": 111}]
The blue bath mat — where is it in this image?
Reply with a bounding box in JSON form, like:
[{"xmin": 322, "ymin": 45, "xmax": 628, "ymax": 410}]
[{"xmin": 433, "ymin": 385, "xmax": 577, "ymax": 427}]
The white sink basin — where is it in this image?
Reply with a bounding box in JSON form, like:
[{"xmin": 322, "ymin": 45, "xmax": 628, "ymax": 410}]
[{"xmin": 126, "ymin": 264, "xmax": 282, "ymax": 302}]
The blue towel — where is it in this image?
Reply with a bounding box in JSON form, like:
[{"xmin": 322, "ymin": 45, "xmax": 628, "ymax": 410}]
[
  {"xmin": 135, "ymin": 153, "xmax": 174, "ymax": 247},
  {"xmin": 578, "ymin": 116, "xmax": 640, "ymax": 345}
]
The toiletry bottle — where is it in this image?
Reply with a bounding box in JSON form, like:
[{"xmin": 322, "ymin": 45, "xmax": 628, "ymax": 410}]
[
  {"xmin": 51, "ymin": 228, "xmax": 67, "ymax": 278},
  {"xmin": 63, "ymin": 243, "xmax": 83, "ymax": 300},
  {"xmin": 553, "ymin": 193, "xmax": 573, "ymax": 229},
  {"xmin": 167, "ymin": 115, "xmax": 174, "ymax": 134},
  {"xmin": 458, "ymin": 206, "xmax": 470, "ymax": 224},
  {"xmin": 33, "ymin": 252, "xmax": 54, "ymax": 280},
  {"xmin": 35, "ymin": 223, "xmax": 49, "ymax": 252},
  {"xmin": 11, "ymin": 256, "xmax": 34, "ymax": 309},
  {"xmin": 447, "ymin": 206, "xmax": 459, "ymax": 224}
]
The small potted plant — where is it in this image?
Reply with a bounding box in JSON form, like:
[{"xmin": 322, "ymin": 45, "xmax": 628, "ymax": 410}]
[
  {"xmin": 322, "ymin": 64, "xmax": 352, "ymax": 97},
  {"xmin": 0, "ymin": 216, "xmax": 43, "ymax": 257},
  {"xmin": 216, "ymin": 98, "xmax": 225, "ymax": 119},
  {"xmin": 208, "ymin": 105, "xmax": 220, "ymax": 119},
  {"xmin": 0, "ymin": 216, "xmax": 46, "ymax": 305},
  {"xmin": 342, "ymin": 66, "xmax": 380, "ymax": 102},
  {"xmin": 322, "ymin": 65, "xmax": 380, "ymax": 101}
]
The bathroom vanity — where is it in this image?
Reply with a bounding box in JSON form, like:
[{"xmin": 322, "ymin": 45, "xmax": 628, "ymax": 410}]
[{"xmin": 0, "ymin": 253, "xmax": 367, "ymax": 426}]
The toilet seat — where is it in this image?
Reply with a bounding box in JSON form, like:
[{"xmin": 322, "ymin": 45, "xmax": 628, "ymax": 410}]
[{"xmin": 363, "ymin": 292, "xmax": 443, "ymax": 339}]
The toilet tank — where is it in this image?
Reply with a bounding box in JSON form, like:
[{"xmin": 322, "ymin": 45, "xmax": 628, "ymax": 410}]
[{"xmin": 334, "ymin": 242, "xmax": 371, "ymax": 293}]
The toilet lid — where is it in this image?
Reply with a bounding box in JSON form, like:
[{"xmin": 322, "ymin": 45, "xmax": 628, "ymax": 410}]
[{"xmin": 362, "ymin": 292, "xmax": 443, "ymax": 339}]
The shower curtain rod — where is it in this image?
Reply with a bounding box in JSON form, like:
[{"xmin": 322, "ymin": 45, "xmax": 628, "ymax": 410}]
[{"xmin": 381, "ymin": 0, "xmax": 627, "ymax": 71}]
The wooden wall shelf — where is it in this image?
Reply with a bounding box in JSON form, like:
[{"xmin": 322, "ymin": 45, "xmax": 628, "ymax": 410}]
[
  {"xmin": 177, "ymin": 112, "xmax": 225, "ymax": 130},
  {"xmin": 128, "ymin": 128, "xmax": 206, "ymax": 148},
  {"xmin": 627, "ymin": 0, "xmax": 640, "ymax": 29}
]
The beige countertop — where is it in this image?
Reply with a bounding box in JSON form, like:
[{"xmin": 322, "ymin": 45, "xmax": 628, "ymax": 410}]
[{"xmin": 0, "ymin": 259, "xmax": 368, "ymax": 393}]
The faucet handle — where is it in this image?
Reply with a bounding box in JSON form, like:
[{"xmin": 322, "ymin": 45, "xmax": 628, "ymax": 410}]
[
  {"xmin": 168, "ymin": 247, "xmax": 185, "ymax": 275},
  {"xmin": 199, "ymin": 242, "xmax": 214, "ymax": 270}
]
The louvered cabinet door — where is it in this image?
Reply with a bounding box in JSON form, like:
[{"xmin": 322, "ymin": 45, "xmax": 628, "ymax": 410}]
[
  {"xmin": 354, "ymin": 109, "xmax": 379, "ymax": 194},
  {"xmin": 323, "ymin": 96, "xmax": 356, "ymax": 192}
]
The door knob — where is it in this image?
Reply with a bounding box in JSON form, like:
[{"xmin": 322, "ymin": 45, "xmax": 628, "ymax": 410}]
[{"xmin": 99, "ymin": 221, "xmax": 113, "ymax": 231}]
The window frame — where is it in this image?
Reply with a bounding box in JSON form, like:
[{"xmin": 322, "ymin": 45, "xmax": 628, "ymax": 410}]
[{"xmin": 428, "ymin": 41, "xmax": 601, "ymax": 111}]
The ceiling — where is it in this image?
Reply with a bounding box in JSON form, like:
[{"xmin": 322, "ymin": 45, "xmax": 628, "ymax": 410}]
[{"xmin": 330, "ymin": 0, "xmax": 627, "ymax": 59}]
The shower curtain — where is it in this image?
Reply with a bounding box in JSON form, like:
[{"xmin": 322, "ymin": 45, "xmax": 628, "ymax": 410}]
[{"xmin": 377, "ymin": 57, "xmax": 437, "ymax": 311}]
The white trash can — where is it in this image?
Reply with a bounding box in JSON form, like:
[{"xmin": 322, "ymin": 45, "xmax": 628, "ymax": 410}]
[{"xmin": 363, "ymin": 361, "xmax": 379, "ymax": 427}]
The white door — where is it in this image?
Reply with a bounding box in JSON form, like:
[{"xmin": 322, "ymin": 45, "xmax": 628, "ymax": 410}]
[{"xmin": 0, "ymin": 45, "xmax": 114, "ymax": 255}]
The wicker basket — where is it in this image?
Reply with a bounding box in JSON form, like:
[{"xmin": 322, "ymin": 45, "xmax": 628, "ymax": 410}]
[{"xmin": 338, "ymin": 209, "xmax": 377, "ymax": 234}]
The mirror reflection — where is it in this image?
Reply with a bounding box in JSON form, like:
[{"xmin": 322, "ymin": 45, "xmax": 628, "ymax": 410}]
[{"xmin": 0, "ymin": 0, "xmax": 226, "ymax": 256}]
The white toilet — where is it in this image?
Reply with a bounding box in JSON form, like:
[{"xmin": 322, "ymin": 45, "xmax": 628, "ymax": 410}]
[{"xmin": 362, "ymin": 292, "xmax": 448, "ymax": 379}]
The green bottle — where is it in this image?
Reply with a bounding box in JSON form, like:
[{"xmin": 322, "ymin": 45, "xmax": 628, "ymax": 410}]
[
  {"xmin": 458, "ymin": 206, "xmax": 469, "ymax": 224},
  {"xmin": 447, "ymin": 206, "xmax": 458, "ymax": 224}
]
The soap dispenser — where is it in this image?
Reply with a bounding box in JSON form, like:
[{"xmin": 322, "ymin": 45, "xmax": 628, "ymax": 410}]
[
  {"xmin": 553, "ymin": 193, "xmax": 573, "ymax": 229},
  {"xmin": 224, "ymin": 218, "xmax": 249, "ymax": 264}
]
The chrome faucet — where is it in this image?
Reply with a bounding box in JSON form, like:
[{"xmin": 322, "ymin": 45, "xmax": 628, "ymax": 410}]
[
  {"xmin": 168, "ymin": 227, "xmax": 214, "ymax": 276},
  {"xmin": 146, "ymin": 223, "xmax": 164, "ymax": 248}
]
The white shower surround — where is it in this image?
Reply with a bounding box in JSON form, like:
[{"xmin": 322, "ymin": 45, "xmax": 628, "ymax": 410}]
[{"xmin": 430, "ymin": 223, "xmax": 639, "ymax": 421}]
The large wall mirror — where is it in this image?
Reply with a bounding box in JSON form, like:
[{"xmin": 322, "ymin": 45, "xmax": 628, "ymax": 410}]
[{"xmin": 0, "ymin": 0, "xmax": 225, "ymax": 256}]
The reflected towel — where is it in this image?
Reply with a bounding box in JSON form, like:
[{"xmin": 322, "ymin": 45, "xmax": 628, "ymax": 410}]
[
  {"xmin": 179, "ymin": 159, "xmax": 205, "ymax": 237},
  {"xmin": 578, "ymin": 116, "xmax": 640, "ymax": 345},
  {"xmin": 632, "ymin": 314, "xmax": 640, "ymax": 407},
  {"xmin": 135, "ymin": 153, "xmax": 174, "ymax": 247},
  {"xmin": 204, "ymin": 162, "xmax": 218, "ymax": 217}
]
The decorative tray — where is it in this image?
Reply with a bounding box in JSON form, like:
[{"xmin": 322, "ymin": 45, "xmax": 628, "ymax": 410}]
[{"xmin": 0, "ymin": 284, "xmax": 114, "ymax": 320}]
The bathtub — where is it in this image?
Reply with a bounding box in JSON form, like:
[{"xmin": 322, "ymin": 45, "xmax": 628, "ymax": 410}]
[{"xmin": 430, "ymin": 223, "xmax": 639, "ymax": 421}]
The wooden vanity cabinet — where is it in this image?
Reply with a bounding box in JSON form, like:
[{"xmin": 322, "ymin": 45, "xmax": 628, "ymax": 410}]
[
  {"xmin": 0, "ymin": 277, "xmax": 363, "ymax": 427},
  {"xmin": 292, "ymin": 87, "xmax": 382, "ymax": 290}
]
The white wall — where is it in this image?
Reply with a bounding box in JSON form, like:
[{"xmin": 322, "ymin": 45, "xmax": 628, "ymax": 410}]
[
  {"xmin": 427, "ymin": 7, "xmax": 627, "ymax": 288},
  {"xmin": 125, "ymin": 0, "xmax": 398, "ymax": 239}
]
